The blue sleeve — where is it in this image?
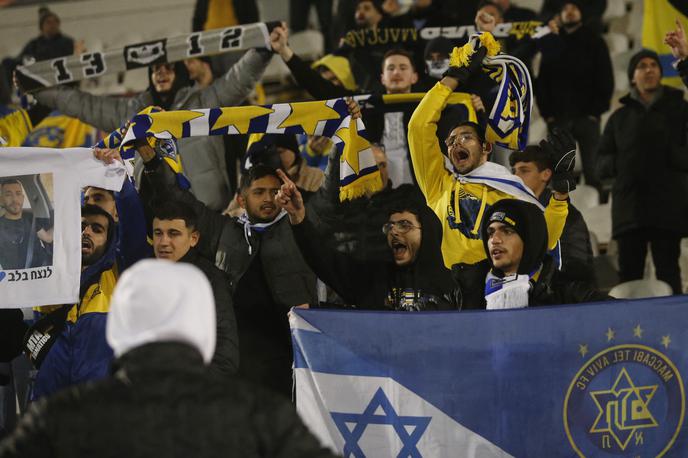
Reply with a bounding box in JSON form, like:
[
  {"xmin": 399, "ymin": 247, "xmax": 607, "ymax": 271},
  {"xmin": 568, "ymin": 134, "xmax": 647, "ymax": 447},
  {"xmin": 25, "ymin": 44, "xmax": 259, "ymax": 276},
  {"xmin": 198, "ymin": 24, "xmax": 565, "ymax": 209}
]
[{"xmin": 115, "ymin": 176, "xmax": 152, "ymax": 270}]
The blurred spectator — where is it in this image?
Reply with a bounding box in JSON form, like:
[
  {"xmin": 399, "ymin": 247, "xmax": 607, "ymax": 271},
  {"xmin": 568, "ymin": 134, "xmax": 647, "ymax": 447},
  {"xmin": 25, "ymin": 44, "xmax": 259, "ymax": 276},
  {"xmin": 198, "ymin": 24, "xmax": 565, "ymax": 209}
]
[
  {"xmin": 535, "ymin": 0, "xmax": 613, "ymax": 195},
  {"xmin": 151, "ymin": 200, "xmax": 239, "ymax": 378},
  {"xmin": 540, "ymin": 0, "xmax": 606, "ymax": 34},
  {"xmin": 17, "ymin": 7, "xmax": 74, "ymax": 64},
  {"xmin": 245, "ymin": 134, "xmax": 325, "ymax": 197},
  {"xmin": 496, "ymin": 0, "xmax": 537, "ymax": 22},
  {"xmin": 332, "ymin": 0, "xmax": 358, "ymax": 49},
  {"xmin": 0, "ymin": 179, "xmax": 52, "ymax": 269},
  {"xmin": 475, "ymin": 0, "xmax": 537, "ymax": 73},
  {"xmin": 137, "ymin": 143, "xmax": 317, "ymax": 397},
  {"xmin": 423, "ymin": 36, "xmax": 452, "ymax": 83},
  {"xmin": 290, "ymin": 0, "xmax": 334, "ymax": 51},
  {"xmin": 390, "ymin": 0, "xmax": 451, "ymax": 30},
  {"xmin": 473, "ymin": 199, "xmax": 608, "ymax": 309},
  {"xmin": 191, "ymin": 0, "xmax": 259, "ymax": 31},
  {"xmin": 0, "ymin": 260, "xmax": 338, "ymax": 458},
  {"xmin": 440, "ymin": 0, "xmax": 480, "ymax": 25},
  {"xmin": 278, "ymin": 169, "xmax": 460, "ymax": 310},
  {"xmin": 28, "ymin": 50, "xmax": 270, "ymax": 211},
  {"xmin": 596, "ymin": 49, "xmax": 688, "ymax": 294},
  {"xmin": 509, "ymin": 145, "xmax": 594, "ymax": 284},
  {"xmin": 184, "ymin": 57, "xmax": 214, "ymax": 89}
]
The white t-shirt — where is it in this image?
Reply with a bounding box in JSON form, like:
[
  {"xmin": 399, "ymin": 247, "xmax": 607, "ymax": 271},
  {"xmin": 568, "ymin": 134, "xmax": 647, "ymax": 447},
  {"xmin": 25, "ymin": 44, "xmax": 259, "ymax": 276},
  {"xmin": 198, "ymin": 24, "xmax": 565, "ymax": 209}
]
[
  {"xmin": 0, "ymin": 147, "xmax": 126, "ymax": 308},
  {"xmin": 382, "ymin": 112, "xmax": 414, "ymax": 188}
]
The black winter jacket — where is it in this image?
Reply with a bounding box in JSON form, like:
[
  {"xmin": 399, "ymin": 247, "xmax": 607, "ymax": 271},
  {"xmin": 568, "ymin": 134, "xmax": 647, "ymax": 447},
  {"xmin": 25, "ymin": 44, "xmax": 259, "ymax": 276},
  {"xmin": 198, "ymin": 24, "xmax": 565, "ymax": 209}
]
[
  {"xmin": 535, "ymin": 25, "xmax": 614, "ymax": 120},
  {"xmin": 179, "ymin": 249, "xmax": 239, "ymax": 378},
  {"xmin": 0, "ymin": 343, "xmax": 338, "ymax": 458},
  {"xmin": 596, "ymin": 86, "xmax": 688, "ymax": 237}
]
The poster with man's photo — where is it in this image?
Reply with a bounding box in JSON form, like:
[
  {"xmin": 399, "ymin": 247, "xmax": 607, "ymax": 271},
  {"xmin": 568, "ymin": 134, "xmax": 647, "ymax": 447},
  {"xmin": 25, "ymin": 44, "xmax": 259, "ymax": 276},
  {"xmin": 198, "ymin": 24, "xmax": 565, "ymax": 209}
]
[
  {"xmin": 0, "ymin": 147, "xmax": 126, "ymax": 309},
  {"xmin": 0, "ymin": 174, "xmax": 55, "ymax": 274}
]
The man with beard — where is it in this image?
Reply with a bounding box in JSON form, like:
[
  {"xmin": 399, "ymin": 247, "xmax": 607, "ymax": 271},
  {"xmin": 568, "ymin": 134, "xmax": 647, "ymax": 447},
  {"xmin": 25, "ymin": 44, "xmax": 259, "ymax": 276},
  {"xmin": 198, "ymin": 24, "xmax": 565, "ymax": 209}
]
[
  {"xmin": 28, "ymin": 48, "xmax": 270, "ymax": 211},
  {"xmin": 596, "ymin": 49, "xmax": 688, "ymax": 294},
  {"xmin": 132, "ymin": 141, "xmax": 316, "ymax": 398},
  {"xmin": 0, "ymin": 179, "xmax": 52, "ymax": 269},
  {"xmin": 28, "ymin": 205, "xmax": 118, "ymax": 399},
  {"xmin": 277, "ymin": 170, "xmax": 460, "ymax": 311},
  {"xmin": 535, "ymin": 0, "xmax": 613, "ymax": 196}
]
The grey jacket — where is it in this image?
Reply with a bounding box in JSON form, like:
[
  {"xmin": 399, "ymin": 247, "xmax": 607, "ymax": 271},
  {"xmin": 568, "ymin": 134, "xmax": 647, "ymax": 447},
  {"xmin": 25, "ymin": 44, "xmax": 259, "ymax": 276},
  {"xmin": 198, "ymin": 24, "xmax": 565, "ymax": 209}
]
[{"xmin": 34, "ymin": 49, "xmax": 271, "ymax": 211}]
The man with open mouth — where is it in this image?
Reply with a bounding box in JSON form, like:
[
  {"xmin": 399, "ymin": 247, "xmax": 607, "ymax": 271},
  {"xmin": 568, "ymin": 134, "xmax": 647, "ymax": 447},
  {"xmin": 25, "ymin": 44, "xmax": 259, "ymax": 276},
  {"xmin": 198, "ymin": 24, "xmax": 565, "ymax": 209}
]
[
  {"xmin": 277, "ymin": 169, "xmax": 460, "ymax": 311},
  {"xmin": 407, "ymin": 35, "xmax": 575, "ymax": 308}
]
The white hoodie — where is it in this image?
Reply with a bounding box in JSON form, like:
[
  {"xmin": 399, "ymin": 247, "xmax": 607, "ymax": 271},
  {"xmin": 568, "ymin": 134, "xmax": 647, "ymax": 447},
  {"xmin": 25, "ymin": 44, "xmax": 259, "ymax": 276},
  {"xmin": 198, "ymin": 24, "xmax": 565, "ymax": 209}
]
[{"xmin": 106, "ymin": 259, "xmax": 216, "ymax": 364}]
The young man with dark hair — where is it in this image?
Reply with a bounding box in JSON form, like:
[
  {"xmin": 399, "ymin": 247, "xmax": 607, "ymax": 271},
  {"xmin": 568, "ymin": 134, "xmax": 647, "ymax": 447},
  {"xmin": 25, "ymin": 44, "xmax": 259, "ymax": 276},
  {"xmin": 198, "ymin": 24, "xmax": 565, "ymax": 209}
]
[
  {"xmin": 151, "ymin": 200, "xmax": 239, "ymax": 378},
  {"xmin": 119, "ymin": 142, "xmax": 316, "ymax": 398},
  {"xmin": 509, "ymin": 145, "xmax": 594, "ymax": 284}
]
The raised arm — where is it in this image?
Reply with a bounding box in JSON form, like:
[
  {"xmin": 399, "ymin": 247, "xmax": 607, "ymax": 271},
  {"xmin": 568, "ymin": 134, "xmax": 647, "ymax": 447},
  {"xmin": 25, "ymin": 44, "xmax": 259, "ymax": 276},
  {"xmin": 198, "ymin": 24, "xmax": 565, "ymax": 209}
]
[
  {"xmin": 272, "ymin": 24, "xmax": 354, "ymax": 99},
  {"xmin": 32, "ymin": 86, "xmax": 144, "ymax": 132},
  {"xmin": 198, "ymin": 48, "xmax": 271, "ymax": 107},
  {"xmin": 276, "ymin": 169, "xmax": 371, "ymax": 305}
]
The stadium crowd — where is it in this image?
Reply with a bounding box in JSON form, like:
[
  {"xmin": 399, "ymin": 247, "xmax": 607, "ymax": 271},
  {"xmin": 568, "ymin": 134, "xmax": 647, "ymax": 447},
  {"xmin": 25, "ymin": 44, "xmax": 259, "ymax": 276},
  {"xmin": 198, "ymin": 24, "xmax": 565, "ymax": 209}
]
[{"xmin": 0, "ymin": 0, "xmax": 688, "ymax": 456}]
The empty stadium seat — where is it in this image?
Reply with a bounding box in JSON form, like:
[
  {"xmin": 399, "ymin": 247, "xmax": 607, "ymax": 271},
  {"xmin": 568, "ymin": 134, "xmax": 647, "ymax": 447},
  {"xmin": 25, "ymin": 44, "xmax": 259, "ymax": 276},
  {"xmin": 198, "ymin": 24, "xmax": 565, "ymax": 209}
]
[
  {"xmin": 581, "ymin": 204, "xmax": 612, "ymax": 246},
  {"xmin": 603, "ymin": 0, "xmax": 628, "ymax": 21},
  {"xmin": 289, "ymin": 30, "xmax": 325, "ymax": 62},
  {"xmin": 609, "ymin": 279, "xmax": 673, "ymax": 299},
  {"xmin": 604, "ymin": 32, "xmax": 630, "ymax": 56},
  {"xmin": 570, "ymin": 184, "xmax": 600, "ymax": 209}
]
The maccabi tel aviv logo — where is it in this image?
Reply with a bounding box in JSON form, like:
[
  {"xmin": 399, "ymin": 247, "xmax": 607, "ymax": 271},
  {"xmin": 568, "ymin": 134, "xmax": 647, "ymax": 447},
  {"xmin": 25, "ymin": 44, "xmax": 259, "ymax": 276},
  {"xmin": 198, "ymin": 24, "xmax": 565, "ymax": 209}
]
[{"xmin": 564, "ymin": 324, "xmax": 685, "ymax": 457}]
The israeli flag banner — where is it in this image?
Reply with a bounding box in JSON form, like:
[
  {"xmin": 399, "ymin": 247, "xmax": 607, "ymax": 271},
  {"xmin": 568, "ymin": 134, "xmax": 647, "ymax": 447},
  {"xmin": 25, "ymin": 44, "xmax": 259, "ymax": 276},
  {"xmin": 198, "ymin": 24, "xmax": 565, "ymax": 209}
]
[{"xmin": 291, "ymin": 296, "xmax": 688, "ymax": 457}]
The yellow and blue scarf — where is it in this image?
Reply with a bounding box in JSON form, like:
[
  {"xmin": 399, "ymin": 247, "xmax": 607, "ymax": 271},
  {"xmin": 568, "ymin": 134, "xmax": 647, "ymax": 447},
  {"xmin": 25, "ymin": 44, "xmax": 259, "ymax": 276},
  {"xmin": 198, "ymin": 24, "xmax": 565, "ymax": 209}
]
[
  {"xmin": 99, "ymin": 99, "xmax": 383, "ymax": 201},
  {"xmin": 450, "ymin": 32, "xmax": 533, "ymax": 150}
]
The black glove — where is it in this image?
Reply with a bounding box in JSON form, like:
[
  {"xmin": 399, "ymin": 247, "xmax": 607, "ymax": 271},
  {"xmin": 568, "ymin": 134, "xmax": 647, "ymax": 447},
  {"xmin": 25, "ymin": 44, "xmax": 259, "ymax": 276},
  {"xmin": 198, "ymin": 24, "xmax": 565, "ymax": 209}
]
[
  {"xmin": 539, "ymin": 127, "xmax": 577, "ymax": 193},
  {"xmin": 443, "ymin": 46, "xmax": 487, "ymax": 85}
]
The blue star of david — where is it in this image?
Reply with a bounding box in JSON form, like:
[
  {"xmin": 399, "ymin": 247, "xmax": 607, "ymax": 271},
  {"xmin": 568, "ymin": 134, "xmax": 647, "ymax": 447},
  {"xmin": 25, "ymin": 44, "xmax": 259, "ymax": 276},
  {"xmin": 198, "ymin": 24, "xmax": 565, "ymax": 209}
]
[{"xmin": 330, "ymin": 387, "xmax": 432, "ymax": 457}]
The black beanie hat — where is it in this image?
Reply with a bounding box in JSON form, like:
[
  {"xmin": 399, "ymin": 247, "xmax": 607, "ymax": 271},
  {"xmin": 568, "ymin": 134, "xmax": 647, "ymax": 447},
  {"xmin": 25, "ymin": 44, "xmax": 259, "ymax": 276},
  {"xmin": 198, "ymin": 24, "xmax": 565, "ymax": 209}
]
[
  {"xmin": 481, "ymin": 199, "xmax": 547, "ymax": 275},
  {"xmin": 627, "ymin": 49, "xmax": 663, "ymax": 83}
]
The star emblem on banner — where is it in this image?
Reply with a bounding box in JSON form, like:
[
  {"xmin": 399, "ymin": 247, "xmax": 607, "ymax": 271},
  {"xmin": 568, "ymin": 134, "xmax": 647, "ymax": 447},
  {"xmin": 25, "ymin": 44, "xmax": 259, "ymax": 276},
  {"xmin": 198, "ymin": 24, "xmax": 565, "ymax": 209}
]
[
  {"xmin": 330, "ymin": 387, "xmax": 431, "ymax": 457},
  {"xmin": 278, "ymin": 101, "xmax": 341, "ymax": 134},
  {"xmin": 589, "ymin": 367, "xmax": 658, "ymax": 450}
]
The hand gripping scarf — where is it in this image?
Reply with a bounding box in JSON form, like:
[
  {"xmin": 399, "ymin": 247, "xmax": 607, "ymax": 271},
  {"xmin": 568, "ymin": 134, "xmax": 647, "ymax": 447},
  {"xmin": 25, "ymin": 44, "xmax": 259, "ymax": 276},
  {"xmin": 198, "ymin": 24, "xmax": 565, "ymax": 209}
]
[{"xmin": 449, "ymin": 32, "xmax": 533, "ymax": 150}]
